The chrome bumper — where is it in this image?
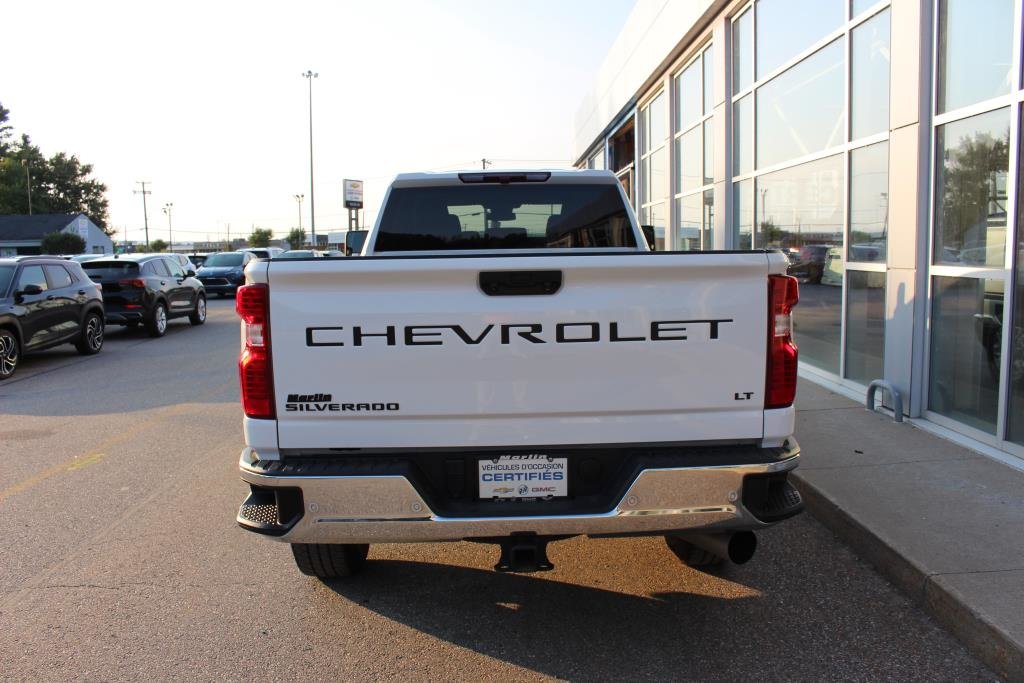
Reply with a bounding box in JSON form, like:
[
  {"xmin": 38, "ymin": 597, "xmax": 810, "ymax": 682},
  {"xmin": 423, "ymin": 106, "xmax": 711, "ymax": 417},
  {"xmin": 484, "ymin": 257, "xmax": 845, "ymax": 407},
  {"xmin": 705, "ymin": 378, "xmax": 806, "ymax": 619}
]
[{"xmin": 238, "ymin": 444, "xmax": 800, "ymax": 543}]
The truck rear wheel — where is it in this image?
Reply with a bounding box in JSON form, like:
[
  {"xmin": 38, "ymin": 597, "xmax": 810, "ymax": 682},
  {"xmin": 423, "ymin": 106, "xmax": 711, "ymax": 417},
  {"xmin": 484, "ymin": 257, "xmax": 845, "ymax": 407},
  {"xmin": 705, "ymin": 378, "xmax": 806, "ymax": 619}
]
[
  {"xmin": 291, "ymin": 543, "xmax": 369, "ymax": 579},
  {"xmin": 664, "ymin": 535, "xmax": 723, "ymax": 568}
]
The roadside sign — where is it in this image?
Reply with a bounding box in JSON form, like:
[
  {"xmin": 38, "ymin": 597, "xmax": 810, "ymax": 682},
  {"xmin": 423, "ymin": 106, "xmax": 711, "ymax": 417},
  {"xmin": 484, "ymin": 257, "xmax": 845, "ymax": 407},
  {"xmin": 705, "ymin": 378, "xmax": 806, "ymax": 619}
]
[{"xmin": 343, "ymin": 179, "xmax": 364, "ymax": 209}]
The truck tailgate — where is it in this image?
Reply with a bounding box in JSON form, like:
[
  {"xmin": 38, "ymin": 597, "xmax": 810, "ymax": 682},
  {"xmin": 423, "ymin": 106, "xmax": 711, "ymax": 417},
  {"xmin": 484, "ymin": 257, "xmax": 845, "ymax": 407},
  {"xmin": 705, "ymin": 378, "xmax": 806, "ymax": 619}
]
[{"xmin": 268, "ymin": 253, "xmax": 771, "ymax": 449}]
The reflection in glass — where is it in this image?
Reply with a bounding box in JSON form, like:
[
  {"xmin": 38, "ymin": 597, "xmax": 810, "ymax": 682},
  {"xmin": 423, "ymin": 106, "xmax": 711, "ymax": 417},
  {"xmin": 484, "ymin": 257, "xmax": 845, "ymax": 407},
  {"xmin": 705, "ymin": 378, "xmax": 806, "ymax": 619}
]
[
  {"xmin": 650, "ymin": 146, "xmax": 667, "ymax": 204},
  {"xmin": 679, "ymin": 127, "xmax": 702, "ymax": 194},
  {"xmin": 650, "ymin": 203, "xmax": 667, "ymax": 251},
  {"xmin": 734, "ymin": 179, "xmax": 753, "ymax": 249},
  {"xmin": 851, "ymin": 0, "xmax": 877, "ymax": 16},
  {"xmin": 678, "ymin": 61, "xmax": 702, "ymax": 132},
  {"xmin": 703, "ymin": 45, "xmax": 715, "ymax": 115},
  {"xmin": 703, "ymin": 119, "xmax": 714, "ymax": 185},
  {"xmin": 933, "ymin": 108, "xmax": 1009, "ymax": 266},
  {"xmin": 937, "ymin": 0, "xmax": 1014, "ymax": 114},
  {"xmin": 792, "ymin": 254, "xmax": 843, "ymax": 373},
  {"xmin": 733, "ymin": 95, "xmax": 752, "ymax": 175},
  {"xmin": 1008, "ymin": 171, "xmax": 1024, "ymax": 443},
  {"xmin": 648, "ymin": 92, "xmax": 667, "ymax": 151},
  {"xmin": 851, "ymin": 9, "xmax": 890, "ymax": 140},
  {"xmin": 929, "ymin": 276, "xmax": 1003, "ymax": 433},
  {"xmin": 849, "ymin": 141, "xmax": 889, "ymax": 262},
  {"xmin": 845, "ymin": 271, "xmax": 885, "ymax": 383},
  {"xmin": 641, "ymin": 155, "xmax": 651, "ymax": 205},
  {"xmin": 702, "ymin": 189, "xmax": 714, "ymax": 250},
  {"xmin": 733, "ymin": 9, "xmax": 752, "ymax": 95},
  {"xmin": 757, "ymin": 39, "xmax": 846, "ymax": 169},
  {"xmin": 677, "ymin": 195, "xmax": 701, "ymax": 250},
  {"xmin": 755, "ymin": 153, "xmax": 844, "ymax": 251},
  {"xmin": 757, "ymin": 0, "xmax": 843, "ymax": 78}
]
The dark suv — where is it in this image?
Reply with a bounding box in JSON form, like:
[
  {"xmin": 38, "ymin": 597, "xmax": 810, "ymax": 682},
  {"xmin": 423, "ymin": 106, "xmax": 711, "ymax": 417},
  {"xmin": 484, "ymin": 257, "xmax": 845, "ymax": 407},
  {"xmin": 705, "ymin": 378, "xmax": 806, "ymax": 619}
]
[
  {"xmin": 0, "ymin": 256, "xmax": 105, "ymax": 380},
  {"xmin": 787, "ymin": 244, "xmax": 832, "ymax": 284},
  {"xmin": 195, "ymin": 251, "xmax": 256, "ymax": 297},
  {"xmin": 82, "ymin": 255, "xmax": 206, "ymax": 337}
]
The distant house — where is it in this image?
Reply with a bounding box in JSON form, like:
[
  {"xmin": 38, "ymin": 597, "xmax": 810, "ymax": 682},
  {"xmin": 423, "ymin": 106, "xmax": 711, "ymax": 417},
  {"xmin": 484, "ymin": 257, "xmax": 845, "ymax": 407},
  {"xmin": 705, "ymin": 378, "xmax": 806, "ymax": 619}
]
[{"xmin": 0, "ymin": 214, "xmax": 113, "ymax": 256}]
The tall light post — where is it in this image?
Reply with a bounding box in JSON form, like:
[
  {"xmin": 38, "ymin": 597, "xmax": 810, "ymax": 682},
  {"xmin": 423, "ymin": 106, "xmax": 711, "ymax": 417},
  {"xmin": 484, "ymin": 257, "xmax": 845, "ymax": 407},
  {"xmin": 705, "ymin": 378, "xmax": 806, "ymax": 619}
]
[
  {"xmin": 294, "ymin": 193, "xmax": 304, "ymax": 232},
  {"xmin": 162, "ymin": 202, "xmax": 174, "ymax": 252},
  {"xmin": 302, "ymin": 70, "xmax": 318, "ymax": 247},
  {"xmin": 135, "ymin": 181, "xmax": 152, "ymax": 246}
]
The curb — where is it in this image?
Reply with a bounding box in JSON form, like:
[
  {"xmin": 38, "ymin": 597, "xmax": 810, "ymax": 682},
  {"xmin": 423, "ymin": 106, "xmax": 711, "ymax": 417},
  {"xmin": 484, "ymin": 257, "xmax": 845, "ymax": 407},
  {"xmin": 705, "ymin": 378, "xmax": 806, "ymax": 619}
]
[{"xmin": 792, "ymin": 473, "xmax": 1023, "ymax": 682}]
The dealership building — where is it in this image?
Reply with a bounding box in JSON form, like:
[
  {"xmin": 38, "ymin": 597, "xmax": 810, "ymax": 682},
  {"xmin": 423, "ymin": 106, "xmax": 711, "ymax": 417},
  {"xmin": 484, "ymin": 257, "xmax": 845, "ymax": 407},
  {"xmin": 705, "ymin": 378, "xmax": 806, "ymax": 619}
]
[{"xmin": 573, "ymin": 0, "xmax": 1024, "ymax": 461}]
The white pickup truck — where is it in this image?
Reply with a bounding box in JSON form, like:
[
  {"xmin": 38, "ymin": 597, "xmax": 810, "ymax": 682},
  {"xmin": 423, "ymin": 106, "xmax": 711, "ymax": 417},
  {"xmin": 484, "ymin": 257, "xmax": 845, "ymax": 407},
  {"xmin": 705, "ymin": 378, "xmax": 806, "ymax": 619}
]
[{"xmin": 235, "ymin": 169, "xmax": 802, "ymax": 578}]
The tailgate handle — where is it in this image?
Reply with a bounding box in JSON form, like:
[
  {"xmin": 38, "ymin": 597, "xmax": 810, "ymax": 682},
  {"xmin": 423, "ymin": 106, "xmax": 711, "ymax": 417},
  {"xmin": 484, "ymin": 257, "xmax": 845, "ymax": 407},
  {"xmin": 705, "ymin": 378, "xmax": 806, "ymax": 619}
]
[{"xmin": 479, "ymin": 270, "xmax": 562, "ymax": 296}]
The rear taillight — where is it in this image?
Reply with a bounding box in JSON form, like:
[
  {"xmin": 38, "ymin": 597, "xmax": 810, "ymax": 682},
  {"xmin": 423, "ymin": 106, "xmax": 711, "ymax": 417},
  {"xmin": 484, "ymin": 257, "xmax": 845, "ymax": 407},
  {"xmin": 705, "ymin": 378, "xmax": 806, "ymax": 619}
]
[
  {"xmin": 118, "ymin": 278, "xmax": 146, "ymax": 288},
  {"xmin": 236, "ymin": 284, "xmax": 275, "ymax": 419},
  {"xmin": 766, "ymin": 274, "xmax": 799, "ymax": 409}
]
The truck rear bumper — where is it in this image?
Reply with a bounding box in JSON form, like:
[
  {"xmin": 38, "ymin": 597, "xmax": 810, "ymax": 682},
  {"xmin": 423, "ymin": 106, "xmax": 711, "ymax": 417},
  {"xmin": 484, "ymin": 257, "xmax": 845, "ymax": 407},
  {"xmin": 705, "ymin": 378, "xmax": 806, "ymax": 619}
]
[{"xmin": 237, "ymin": 441, "xmax": 802, "ymax": 543}]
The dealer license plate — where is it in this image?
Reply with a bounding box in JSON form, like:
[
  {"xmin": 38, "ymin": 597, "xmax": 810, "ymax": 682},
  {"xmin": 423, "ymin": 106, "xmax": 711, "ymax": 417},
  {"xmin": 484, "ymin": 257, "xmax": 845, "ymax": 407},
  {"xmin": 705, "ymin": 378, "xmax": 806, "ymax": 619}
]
[{"xmin": 478, "ymin": 455, "xmax": 568, "ymax": 499}]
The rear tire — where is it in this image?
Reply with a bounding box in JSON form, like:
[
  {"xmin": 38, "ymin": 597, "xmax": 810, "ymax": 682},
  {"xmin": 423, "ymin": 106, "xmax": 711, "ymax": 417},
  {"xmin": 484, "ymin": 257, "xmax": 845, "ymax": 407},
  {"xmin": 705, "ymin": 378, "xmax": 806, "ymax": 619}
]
[
  {"xmin": 75, "ymin": 312, "xmax": 104, "ymax": 355},
  {"xmin": 291, "ymin": 543, "xmax": 369, "ymax": 579},
  {"xmin": 0, "ymin": 329, "xmax": 19, "ymax": 380},
  {"xmin": 189, "ymin": 295, "xmax": 207, "ymax": 325},
  {"xmin": 147, "ymin": 301, "xmax": 168, "ymax": 338},
  {"xmin": 665, "ymin": 535, "xmax": 723, "ymax": 568}
]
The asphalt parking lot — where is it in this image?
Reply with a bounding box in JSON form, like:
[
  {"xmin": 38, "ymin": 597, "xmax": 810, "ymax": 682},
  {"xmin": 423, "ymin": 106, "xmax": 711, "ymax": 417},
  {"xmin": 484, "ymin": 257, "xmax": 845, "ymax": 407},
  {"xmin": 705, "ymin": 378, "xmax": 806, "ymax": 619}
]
[{"xmin": 0, "ymin": 298, "xmax": 997, "ymax": 681}]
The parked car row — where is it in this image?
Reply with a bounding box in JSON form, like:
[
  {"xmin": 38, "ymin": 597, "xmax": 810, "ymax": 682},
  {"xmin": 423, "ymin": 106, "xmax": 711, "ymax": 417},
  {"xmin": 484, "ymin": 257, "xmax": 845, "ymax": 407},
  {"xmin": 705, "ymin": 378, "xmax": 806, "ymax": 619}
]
[{"xmin": 0, "ymin": 254, "xmax": 208, "ymax": 380}]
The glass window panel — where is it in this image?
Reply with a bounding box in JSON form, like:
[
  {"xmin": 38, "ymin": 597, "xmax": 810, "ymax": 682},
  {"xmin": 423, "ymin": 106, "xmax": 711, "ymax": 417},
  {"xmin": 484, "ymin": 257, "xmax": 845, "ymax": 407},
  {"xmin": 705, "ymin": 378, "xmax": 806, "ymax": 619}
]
[
  {"xmin": 929, "ymin": 276, "xmax": 1003, "ymax": 433},
  {"xmin": 755, "ymin": 153, "xmax": 844, "ymax": 251},
  {"xmin": 849, "ymin": 140, "xmax": 889, "ymax": 262},
  {"xmin": 792, "ymin": 249, "xmax": 844, "ymax": 373},
  {"xmin": 757, "ymin": 39, "xmax": 846, "ymax": 169},
  {"xmin": 703, "ymin": 119, "xmax": 714, "ymax": 185},
  {"xmin": 640, "ymin": 105, "xmax": 650, "ymax": 154},
  {"xmin": 734, "ymin": 179, "xmax": 753, "ymax": 249},
  {"xmin": 703, "ymin": 45, "xmax": 715, "ymax": 115},
  {"xmin": 651, "ymin": 202, "xmax": 666, "ymax": 250},
  {"xmin": 732, "ymin": 9, "xmax": 753, "ymax": 95},
  {"xmin": 845, "ymin": 271, "xmax": 886, "ymax": 383},
  {"xmin": 678, "ymin": 62, "xmax": 702, "ymax": 132},
  {"xmin": 1008, "ymin": 147, "xmax": 1024, "ymax": 443},
  {"xmin": 851, "ymin": 0, "xmax": 877, "ymax": 17},
  {"xmin": 702, "ymin": 189, "xmax": 715, "ymax": 249},
  {"xmin": 650, "ymin": 146, "xmax": 668, "ymax": 204},
  {"xmin": 649, "ymin": 92, "xmax": 667, "ymax": 150},
  {"xmin": 851, "ymin": 9, "xmax": 890, "ymax": 140},
  {"xmin": 676, "ymin": 195, "xmax": 702, "ymax": 251},
  {"xmin": 679, "ymin": 127, "xmax": 702, "ymax": 193},
  {"xmin": 733, "ymin": 94, "xmax": 753, "ymax": 176},
  {"xmin": 933, "ymin": 107, "xmax": 1009, "ymax": 266},
  {"xmin": 936, "ymin": 0, "xmax": 1014, "ymax": 114},
  {"xmin": 641, "ymin": 155, "xmax": 651, "ymax": 205},
  {"xmin": 756, "ymin": 0, "xmax": 844, "ymax": 79}
]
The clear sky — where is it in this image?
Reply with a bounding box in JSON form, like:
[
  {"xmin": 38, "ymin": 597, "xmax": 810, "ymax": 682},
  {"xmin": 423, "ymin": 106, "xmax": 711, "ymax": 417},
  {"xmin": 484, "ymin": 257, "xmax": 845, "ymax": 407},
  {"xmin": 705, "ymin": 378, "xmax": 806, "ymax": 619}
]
[{"xmin": 1, "ymin": 0, "xmax": 636, "ymax": 245}]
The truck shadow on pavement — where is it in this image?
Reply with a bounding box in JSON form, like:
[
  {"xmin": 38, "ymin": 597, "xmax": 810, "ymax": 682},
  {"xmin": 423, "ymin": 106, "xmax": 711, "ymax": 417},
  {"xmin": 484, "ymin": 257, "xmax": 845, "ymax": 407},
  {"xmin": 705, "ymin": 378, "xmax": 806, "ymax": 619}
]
[{"xmin": 319, "ymin": 522, "xmax": 990, "ymax": 680}]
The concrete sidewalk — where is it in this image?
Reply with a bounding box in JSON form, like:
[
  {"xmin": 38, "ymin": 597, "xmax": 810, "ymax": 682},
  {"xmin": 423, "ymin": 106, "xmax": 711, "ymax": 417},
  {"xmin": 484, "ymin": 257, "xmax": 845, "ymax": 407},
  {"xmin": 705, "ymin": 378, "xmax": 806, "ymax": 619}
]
[{"xmin": 792, "ymin": 379, "xmax": 1024, "ymax": 681}]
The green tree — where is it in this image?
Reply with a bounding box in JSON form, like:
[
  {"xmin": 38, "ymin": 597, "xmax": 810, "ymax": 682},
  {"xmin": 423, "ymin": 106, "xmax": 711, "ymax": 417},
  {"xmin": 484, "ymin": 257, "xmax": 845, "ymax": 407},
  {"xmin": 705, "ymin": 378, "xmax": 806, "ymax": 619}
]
[
  {"xmin": 150, "ymin": 239, "xmax": 168, "ymax": 252},
  {"xmin": 286, "ymin": 227, "xmax": 305, "ymax": 250},
  {"xmin": 40, "ymin": 231, "xmax": 86, "ymax": 255},
  {"xmin": 248, "ymin": 228, "xmax": 273, "ymax": 247},
  {"xmin": 0, "ymin": 102, "xmax": 111, "ymax": 234}
]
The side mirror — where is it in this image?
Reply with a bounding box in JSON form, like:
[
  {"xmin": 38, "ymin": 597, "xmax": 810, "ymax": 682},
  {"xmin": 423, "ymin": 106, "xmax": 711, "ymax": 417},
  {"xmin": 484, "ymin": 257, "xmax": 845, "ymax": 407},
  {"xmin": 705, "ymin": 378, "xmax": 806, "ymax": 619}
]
[
  {"xmin": 21, "ymin": 283, "xmax": 44, "ymax": 296},
  {"xmin": 186, "ymin": 269, "xmax": 196, "ymax": 277},
  {"xmin": 640, "ymin": 225, "xmax": 657, "ymax": 250}
]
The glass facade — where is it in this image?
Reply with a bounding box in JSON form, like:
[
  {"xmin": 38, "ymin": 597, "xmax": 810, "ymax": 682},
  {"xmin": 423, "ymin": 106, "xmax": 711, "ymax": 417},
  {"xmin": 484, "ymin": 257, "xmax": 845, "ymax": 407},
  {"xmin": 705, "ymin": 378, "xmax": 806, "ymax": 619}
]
[
  {"xmin": 581, "ymin": 0, "xmax": 1024, "ymax": 456},
  {"xmin": 933, "ymin": 108, "xmax": 1010, "ymax": 267},
  {"xmin": 936, "ymin": 0, "xmax": 1015, "ymax": 114},
  {"xmin": 673, "ymin": 43, "xmax": 715, "ymax": 251}
]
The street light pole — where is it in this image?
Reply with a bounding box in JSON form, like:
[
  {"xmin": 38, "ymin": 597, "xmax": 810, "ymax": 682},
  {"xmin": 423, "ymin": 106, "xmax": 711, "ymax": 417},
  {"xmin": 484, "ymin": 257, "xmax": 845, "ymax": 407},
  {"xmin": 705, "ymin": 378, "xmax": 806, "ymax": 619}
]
[
  {"xmin": 294, "ymin": 193, "xmax": 304, "ymax": 232},
  {"xmin": 162, "ymin": 202, "xmax": 173, "ymax": 252},
  {"xmin": 302, "ymin": 70, "xmax": 318, "ymax": 247}
]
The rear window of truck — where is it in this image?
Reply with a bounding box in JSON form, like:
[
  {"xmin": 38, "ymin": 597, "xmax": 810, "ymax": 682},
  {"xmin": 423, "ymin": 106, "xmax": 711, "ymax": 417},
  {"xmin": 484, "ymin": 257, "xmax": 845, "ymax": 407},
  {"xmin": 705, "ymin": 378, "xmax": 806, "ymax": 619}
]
[{"xmin": 375, "ymin": 184, "xmax": 636, "ymax": 251}]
